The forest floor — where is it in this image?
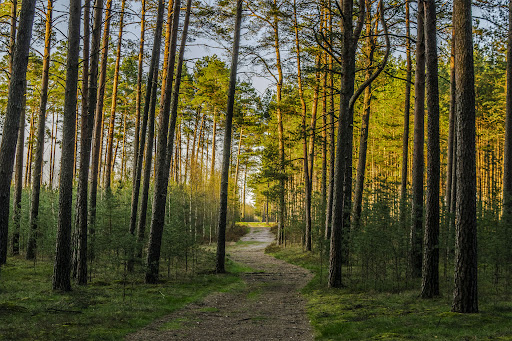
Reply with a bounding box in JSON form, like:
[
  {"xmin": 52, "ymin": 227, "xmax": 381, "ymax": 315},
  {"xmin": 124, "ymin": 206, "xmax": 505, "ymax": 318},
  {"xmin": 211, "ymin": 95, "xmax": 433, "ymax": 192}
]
[{"xmin": 126, "ymin": 225, "xmax": 314, "ymax": 341}]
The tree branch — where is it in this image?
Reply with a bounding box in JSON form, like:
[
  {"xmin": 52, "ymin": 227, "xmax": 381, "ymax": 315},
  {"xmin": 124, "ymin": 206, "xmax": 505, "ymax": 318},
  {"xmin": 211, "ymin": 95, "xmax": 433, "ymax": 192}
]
[{"xmin": 349, "ymin": 0, "xmax": 390, "ymax": 113}]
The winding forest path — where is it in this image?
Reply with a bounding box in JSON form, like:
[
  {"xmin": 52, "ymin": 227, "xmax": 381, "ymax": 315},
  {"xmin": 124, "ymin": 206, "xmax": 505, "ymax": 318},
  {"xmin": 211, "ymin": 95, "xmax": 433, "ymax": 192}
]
[{"xmin": 126, "ymin": 225, "xmax": 314, "ymax": 340}]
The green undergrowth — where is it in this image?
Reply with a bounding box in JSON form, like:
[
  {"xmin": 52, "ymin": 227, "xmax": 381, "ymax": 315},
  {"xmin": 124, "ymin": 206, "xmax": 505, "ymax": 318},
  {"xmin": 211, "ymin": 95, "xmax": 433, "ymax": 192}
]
[
  {"xmin": 0, "ymin": 252, "xmax": 248, "ymax": 340},
  {"xmin": 267, "ymin": 245, "xmax": 512, "ymax": 340}
]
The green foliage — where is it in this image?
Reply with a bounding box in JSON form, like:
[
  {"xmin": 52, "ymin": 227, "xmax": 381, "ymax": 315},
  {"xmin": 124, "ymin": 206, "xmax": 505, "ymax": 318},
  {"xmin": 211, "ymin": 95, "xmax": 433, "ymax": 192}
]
[
  {"xmin": 267, "ymin": 246, "xmax": 512, "ymax": 340},
  {"xmin": 0, "ymin": 253, "xmax": 245, "ymax": 340}
]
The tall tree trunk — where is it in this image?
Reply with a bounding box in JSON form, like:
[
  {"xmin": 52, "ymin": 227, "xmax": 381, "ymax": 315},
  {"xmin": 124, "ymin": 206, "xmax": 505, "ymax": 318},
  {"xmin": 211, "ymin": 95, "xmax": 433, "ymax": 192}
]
[
  {"xmin": 72, "ymin": 0, "xmax": 89, "ymax": 279},
  {"xmin": 446, "ymin": 35, "xmax": 456, "ymax": 221},
  {"xmin": 451, "ymin": 0, "xmax": 478, "ymax": 314},
  {"xmin": 53, "ymin": 0, "xmax": 81, "ymax": 291},
  {"xmin": 400, "ymin": 0, "xmax": 412, "ymax": 226},
  {"xmin": 136, "ymin": 52, "xmax": 163, "ymax": 254},
  {"xmin": 24, "ymin": 112, "xmax": 35, "ymax": 188},
  {"xmin": 8, "ymin": 0, "xmax": 17, "ymax": 77},
  {"xmin": 89, "ymin": 0, "xmax": 113, "ymax": 234},
  {"xmin": 232, "ymin": 127, "xmax": 243, "ymax": 226},
  {"xmin": 12, "ymin": 90, "xmax": 26, "ymax": 257},
  {"xmin": 0, "ymin": 0, "xmax": 37, "ymax": 265},
  {"xmin": 7, "ymin": 0, "xmax": 18, "ymax": 255},
  {"xmin": 211, "ymin": 109, "xmax": 217, "ymax": 181},
  {"xmin": 328, "ymin": 0, "xmax": 389, "ymax": 287},
  {"xmin": 328, "ymin": 0, "xmax": 365, "ymax": 288},
  {"xmin": 145, "ymin": 0, "xmax": 188, "ymax": 283},
  {"xmin": 215, "ymin": 0, "xmax": 243, "ymax": 274},
  {"xmin": 325, "ymin": 1, "xmax": 335, "ymax": 240},
  {"xmin": 503, "ymin": 0, "xmax": 512, "ymax": 220},
  {"xmin": 128, "ymin": 0, "xmax": 165, "ymax": 247},
  {"xmin": 159, "ymin": 0, "xmax": 175, "ymax": 106},
  {"xmin": 26, "ymin": 0, "xmax": 53, "ymax": 260},
  {"xmin": 421, "ymin": 0, "xmax": 440, "ymax": 298},
  {"xmin": 75, "ymin": 0, "xmax": 103, "ymax": 285},
  {"xmin": 273, "ymin": 0, "xmax": 286, "ymax": 246},
  {"xmin": 308, "ymin": 54, "xmax": 322, "ymax": 187},
  {"xmin": 410, "ymin": 0, "xmax": 425, "ymax": 279},
  {"xmin": 321, "ymin": 55, "xmax": 328, "ymax": 232},
  {"xmin": 104, "ymin": 0, "xmax": 126, "ymax": 191},
  {"xmin": 293, "ymin": 0, "xmax": 311, "ymax": 251},
  {"xmin": 133, "ymin": 0, "xmax": 145, "ymax": 176},
  {"xmin": 352, "ymin": 0, "xmax": 374, "ymax": 230}
]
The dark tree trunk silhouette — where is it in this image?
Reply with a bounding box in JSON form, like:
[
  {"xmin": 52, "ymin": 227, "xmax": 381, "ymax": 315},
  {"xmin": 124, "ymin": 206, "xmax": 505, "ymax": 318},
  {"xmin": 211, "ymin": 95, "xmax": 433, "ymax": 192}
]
[
  {"xmin": 421, "ymin": 0, "xmax": 440, "ymax": 298},
  {"xmin": 325, "ymin": 3, "xmax": 335, "ymax": 239},
  {"xmin": 8, "ymin": 0, "xmax": 18, "ymax": 256},
  {"xmin": 133, "ymin": 0, "xmax": 145, "ymax": 176},
  {"xmin": 0, "ymin": 0, "xmax": 37, "ymax": 265},
  {"xmin": 400, "ymin": 0, "xmax": 412, "ymax": 226},
  {"xmin": 53, "ymin": 0, "xmax": 81, "ymax": 291},
  {"xmin": 105, "ymin": 0, "xmax": 126, "ymax": 191},
  {"xmin": 293, "ymin": 0, "xmax": 311, "ymax": 251},
  {"xmin": 128, "ymin": 0, "xmax": 165, "ymax": 261},
  {"xmin": 89, "ymin": 0, "xmax": 113, "ymax": 238},
  {"xmin": 352, "ymin": 0, "xmax": 374, "ymax": 230},
  {"xmin": 410, "ymin": 0, "xmax": 425, "ymax": 279},
  {"xmin": 328, "ymin": 0, "xmax": 365, "ymax": 288},
  {"xmin": 503, "ymin": 0, "xmax": 512, "ymax": 220},
  {"xmin": 146, "ymin": 0, "xmax": 190, "ymax": 283},
  {"xmin": 328, "ymin": 0, "xmax": 388, "ymax": 287},
  {"xmin": 137, "ymin": 1, "xmax": 179, "ymax": 256},
  {"xmin": 451, "ymin": 0, "xmax": 478, "ymax": 314},
  {"xmin": 75, "ymin": 0, "xmax": 103, "ymax": 284},
  {"xmin": 27, "ymin": 0, "xmax": 53, "ymax": 260},
  {"xmin": 215, "ymin": 0, "xmax": 243, "ymax": 273},
  {"xmin": 12, "ymin": 89, "xmax": 26, "ymax": 257}
]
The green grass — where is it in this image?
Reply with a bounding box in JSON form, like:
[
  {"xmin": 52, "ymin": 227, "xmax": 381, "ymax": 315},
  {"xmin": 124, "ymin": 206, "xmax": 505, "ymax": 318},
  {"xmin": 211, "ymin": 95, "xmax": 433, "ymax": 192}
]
[
  {"xmin": 267, "ymin": 245, "xmax": 512, "ymax": 340},
  {"xmin": 0, "ymin": 253, "xmax": 247, "ymax": 341},
  {"xmin": 159, "ymin": 317, "xmax": 189, "ymax": 331},
  {"xmin": 247, "ymin": 288, "xmax": 262, "ymax": 301}
]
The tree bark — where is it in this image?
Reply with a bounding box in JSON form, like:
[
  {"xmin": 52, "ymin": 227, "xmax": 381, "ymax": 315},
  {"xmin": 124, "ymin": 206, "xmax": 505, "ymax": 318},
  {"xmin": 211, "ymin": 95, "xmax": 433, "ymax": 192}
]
[
  {"xmin": 136, "ymin": 34, "xmax": 166, "ymax": 255},
  {"xmin": 215, "ymin": 0, "xmax": 243, "ymax": 273},
  {"xmin": 12, "ymin": 90, "xmax": 26, "ymax": 257},
  {"xmin": 273, "ymin": 1, "xmax": 286, "ymax": 246},
  {"xmin": 451, "ymin": 0, "xmax": 478, "ymax": 314},
  {"xmin": 0, "ymin": 0, "xmax": 37, "ymax": 265},
  {"xmin": 26, "ymin": 0, "xmax": 53, "ymax": 260},
  {"xmin": 308, "ymin": 54, "xmax": 322, "ymax": 188},
  {"xmin": 328, "ymin": 0, "xmax": 365, "ymax": 288},
  {"xmin": 133, "ymin": 0, "xmax": 146, "ymax": 176},
  {"xmin": 89, "ymin": 0, "xmax": 113, "ymax": 233},
  {"xmin": 503, "ymin": 0, "xmax": 512, "ymax": 220},
  {"xmin": 128, "ymin": 0, "xmax": 165, "ymax": 244},
  {"xmin": 53, "ymin": 0, "xmax": 81, "ymax": 291},
  {"xmin": 293, "ymin": 0, "xmax": 311, "ymax": 251},
  {"xmin": 145, "ymin": 0, "xmax": 189, "ymax": 283},
  {"xmin": 352, "ymin": 0, "xmax": 374, "ymax": 230},
  {"xmin": 400, "ymin": 0, "xmax": 412, "ymax": 226},
  {"xmin": 421, "ymin": 0, "xmax": 440, "ymax": 298},
  {"xmin": 211, "ymin": 109, "xmax": 217, "ymax": 180},
  {"xmin": 325, "ymin": 3, "xmax": 335, "ymax": 240},
  {"xmin": 410, "ymin": 0, "xmax": 425, "ymax": 279},
  {"xmin": 75, "ymin": 0, "xmax": 103, "ymax": 285},
  {"xmin": 104, "ymin": 0, "xmax": 126, "ymax": 191}
]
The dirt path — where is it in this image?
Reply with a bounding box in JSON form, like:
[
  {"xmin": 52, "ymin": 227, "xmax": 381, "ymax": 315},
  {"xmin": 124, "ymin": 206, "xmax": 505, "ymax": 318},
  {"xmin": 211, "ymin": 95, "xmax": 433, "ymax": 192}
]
[{"xmin": 126, "ymin": 226, "xmax": 314, "ymax": 340}]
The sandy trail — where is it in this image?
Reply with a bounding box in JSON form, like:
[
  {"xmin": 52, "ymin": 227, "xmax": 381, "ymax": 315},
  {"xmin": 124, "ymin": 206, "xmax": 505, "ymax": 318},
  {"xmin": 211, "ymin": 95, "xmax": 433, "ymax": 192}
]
[{"xmin": 126, "ymin": 225, "xmax": 314, "ymax": 341}]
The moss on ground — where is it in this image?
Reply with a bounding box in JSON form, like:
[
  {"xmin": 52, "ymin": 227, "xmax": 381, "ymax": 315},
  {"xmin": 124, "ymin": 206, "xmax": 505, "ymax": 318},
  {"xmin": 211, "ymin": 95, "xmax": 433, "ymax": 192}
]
[
  {"xmin": 267, "ymin": 245, "xmax": 512, "ymax": 340},
  {"xmin": 0, "ymin": 252, "xmax": 246, "ymax": 340}
]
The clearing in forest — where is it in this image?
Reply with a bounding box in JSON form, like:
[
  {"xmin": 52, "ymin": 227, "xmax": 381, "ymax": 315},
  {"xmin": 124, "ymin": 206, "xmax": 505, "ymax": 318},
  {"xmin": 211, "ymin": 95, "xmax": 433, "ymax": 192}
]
[{"xmin": 126, "ymin": 225, "xmax": 314, "ymax": 341}]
